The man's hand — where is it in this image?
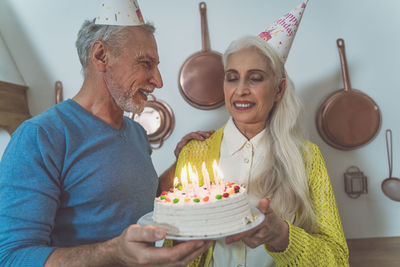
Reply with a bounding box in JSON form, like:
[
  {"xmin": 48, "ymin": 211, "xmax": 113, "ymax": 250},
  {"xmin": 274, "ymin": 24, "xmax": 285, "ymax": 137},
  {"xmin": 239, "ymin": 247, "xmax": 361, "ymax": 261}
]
[
  {"xmin": 45, "ymin": 224, "xmax": 212, "ymax": 267},
  {"xmin": 112, "ymin": 224, "xmax": 213, "ymax": 266},
  {"xmin": 174, "ymin": 130, "xmax": 215, "ymax": 158}
]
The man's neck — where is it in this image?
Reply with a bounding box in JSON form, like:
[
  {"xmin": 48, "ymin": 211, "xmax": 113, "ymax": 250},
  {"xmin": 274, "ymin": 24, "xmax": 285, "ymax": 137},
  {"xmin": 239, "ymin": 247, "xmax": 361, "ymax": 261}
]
[{"xmin": 73, "ymin": 78, "xmax": 124, "ymax": 130}]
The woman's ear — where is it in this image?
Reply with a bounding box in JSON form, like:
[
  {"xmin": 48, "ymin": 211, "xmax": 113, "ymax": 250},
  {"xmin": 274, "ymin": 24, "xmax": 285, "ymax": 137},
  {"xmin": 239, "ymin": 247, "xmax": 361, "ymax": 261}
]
[
  {"xmin": 91, "ymin": 41, "xmax": 108, "ymax": 72},
  {"xmin": 275, "ymin": 78, "xmax": 286, "ymax": 101}
]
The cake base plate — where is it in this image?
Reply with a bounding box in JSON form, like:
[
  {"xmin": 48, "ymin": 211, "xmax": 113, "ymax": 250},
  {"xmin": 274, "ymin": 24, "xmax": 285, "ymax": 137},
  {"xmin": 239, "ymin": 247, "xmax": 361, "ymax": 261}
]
[{"xmin": 137, "ymin": 208, "xmax": 265, "ymax": 240}]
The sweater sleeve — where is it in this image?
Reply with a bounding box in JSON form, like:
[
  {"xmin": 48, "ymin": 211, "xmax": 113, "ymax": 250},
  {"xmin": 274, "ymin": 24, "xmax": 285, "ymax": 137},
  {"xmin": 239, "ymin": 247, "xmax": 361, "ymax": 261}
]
[
  {"xmin": 0, "ymin": 122, "xmax": 61, "ymax": 266},
  {"xmin": 266, "ymin": 142, "xmax": 349, "ymax": 266}
]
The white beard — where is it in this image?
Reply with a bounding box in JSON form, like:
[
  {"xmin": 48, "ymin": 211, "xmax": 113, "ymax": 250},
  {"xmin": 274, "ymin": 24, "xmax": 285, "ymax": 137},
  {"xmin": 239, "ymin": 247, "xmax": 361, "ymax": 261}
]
[{"xmin": 104, "ymin": 75, "xmax": 145, "ymax": 114}]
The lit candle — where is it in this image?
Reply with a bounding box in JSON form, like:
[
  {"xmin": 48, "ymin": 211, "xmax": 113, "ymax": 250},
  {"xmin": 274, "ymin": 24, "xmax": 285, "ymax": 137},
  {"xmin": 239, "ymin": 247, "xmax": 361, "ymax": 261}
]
[
  {"xmin": 173, "ymin": 177, "xmax": 179, "ymax": 189},
  {"xmin": 212, "ymin": 160, "xmax": 221, "ymax": 187},
  {"xmin": 181, "ymin": 165, "xmax": 189, "ymax": 196},
  {"xmin": 202, "ymin": 162, "xmax": 211, "ymax": 194},
  {"xmin": 212, "ymin": 160, "xmax": 225, "ymax": 191},
  {"xmin": 188, "ymin": 163, "xmax": 199, "ymax": 197}
]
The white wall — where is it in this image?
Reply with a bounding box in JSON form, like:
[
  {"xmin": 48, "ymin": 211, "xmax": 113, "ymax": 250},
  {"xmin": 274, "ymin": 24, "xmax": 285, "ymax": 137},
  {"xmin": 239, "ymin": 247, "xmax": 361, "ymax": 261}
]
[
  {"xmin": 0, "ymin": 33, "xmax": 25, "ymax": 85},
  {"xmin": 0, "ymin": 0, "xmax": 399, "ymax": 239},
  {"xmin": 0, "ymin": 32, "xmax": 24, "ymax": 158}
]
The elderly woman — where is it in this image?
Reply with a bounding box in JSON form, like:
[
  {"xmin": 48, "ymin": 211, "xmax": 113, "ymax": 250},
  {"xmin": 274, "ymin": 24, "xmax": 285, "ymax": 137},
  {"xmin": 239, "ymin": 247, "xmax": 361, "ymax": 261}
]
[
  {"xmin": 160, "ymin": 2, "xmax": 349, "ymax": 266},
  {"xmin": 161, "ymin": 35, "xmax": 349, "ymax": 267},
  {"xmin": 160, "ymin": 2, "xmax": 348, "ymax": 266}
]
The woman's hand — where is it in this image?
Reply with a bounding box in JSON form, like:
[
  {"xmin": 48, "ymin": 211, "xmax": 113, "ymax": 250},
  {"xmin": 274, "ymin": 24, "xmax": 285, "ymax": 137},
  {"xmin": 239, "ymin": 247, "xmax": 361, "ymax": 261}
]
[
  {"xmin": 225, "ymin": 198, "xmax": 289, "ymax": 252},
  {"xmin": 174, "ymin": 130, "xmax": 215, "ymax": 158}
]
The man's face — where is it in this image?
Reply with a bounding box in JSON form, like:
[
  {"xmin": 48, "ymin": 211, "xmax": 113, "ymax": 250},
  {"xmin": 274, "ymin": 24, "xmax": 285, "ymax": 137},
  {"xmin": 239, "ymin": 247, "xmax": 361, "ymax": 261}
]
[{"xmin": 104, "ymin": 27, "xmax": 163, "ymax": 114}]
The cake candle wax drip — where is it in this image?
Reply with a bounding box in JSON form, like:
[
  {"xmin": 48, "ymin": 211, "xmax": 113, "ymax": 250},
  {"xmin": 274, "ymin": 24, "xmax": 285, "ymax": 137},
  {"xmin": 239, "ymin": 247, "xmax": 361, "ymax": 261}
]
[{"xmin": 153, "ymin": 161, "xmax": 255, "ymax": 237}]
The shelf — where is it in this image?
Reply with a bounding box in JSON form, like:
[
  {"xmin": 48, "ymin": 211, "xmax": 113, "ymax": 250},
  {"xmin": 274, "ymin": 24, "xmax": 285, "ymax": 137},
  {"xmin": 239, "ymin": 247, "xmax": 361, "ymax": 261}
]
[{"xmin": 0, "ymin": 80, "xmax": 31, "ymax": 134}]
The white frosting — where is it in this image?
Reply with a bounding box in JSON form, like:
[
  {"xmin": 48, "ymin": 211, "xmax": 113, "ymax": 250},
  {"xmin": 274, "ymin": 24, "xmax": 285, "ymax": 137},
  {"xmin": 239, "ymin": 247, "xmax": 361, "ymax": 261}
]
[{"xmin": 153, "ymin": 183, "xmax": 254, "ymax": 236}]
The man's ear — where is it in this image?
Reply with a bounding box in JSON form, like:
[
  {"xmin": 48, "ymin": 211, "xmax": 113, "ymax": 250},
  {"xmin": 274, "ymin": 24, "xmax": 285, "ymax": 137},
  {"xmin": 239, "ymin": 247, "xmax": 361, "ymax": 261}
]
[
  {"xmin": 275, "ymin": 78, "xmax": 286, "ymax": 102},
  {"xmin": 91, "ymin": 41, "xmax": 108, "ymax": 72}
]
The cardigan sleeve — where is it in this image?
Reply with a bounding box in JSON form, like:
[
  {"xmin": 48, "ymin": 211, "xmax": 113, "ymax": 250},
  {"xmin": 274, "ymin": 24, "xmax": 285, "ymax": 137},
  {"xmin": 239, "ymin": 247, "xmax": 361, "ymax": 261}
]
[{"xmin": 266, "ymin": 142, "xmax": 349, "ymax": 266}]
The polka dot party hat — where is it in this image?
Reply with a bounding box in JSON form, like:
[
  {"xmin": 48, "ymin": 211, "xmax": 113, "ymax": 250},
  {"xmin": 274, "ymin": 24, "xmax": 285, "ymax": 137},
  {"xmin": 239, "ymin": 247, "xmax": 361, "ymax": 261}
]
[
  {"xmin": 258, "ymin": 0, "xmax": 309, "ymax": 63},
  {"xmin": 95, "ymin": 0, "xmax": 145, "ymax": 26}
]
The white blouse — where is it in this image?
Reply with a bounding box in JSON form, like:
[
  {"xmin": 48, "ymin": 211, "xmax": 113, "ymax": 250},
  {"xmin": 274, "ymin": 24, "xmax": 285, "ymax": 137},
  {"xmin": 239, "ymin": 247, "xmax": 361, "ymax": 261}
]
[{"xmin": 210, "ymin": 117, "xmax": 275, "ymax": 267}]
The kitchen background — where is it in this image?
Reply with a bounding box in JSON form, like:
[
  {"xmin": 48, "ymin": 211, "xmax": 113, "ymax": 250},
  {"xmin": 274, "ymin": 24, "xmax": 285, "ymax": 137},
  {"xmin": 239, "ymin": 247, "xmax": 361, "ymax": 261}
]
[{"xmin": 0, "ymin": 0, "xmax": 399, "ymax": 241}]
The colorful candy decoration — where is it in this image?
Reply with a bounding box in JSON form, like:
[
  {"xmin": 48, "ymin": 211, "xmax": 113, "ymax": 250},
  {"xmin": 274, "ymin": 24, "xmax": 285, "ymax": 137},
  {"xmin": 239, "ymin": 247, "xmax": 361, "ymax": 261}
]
[{"xmin": 156, "ymin": 181, "xmax": 243, "ymax": 203}]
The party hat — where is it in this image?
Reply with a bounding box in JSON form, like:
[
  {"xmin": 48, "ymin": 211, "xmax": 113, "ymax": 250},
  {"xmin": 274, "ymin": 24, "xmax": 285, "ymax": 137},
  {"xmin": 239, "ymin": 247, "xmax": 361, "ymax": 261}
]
[
  {"xmin": 95, "ymin": 0, "xmax": 145, "ymax": 26},
  {"xmin": 258, "ymin": 0, "xmax": 309, "ymax": 63}
]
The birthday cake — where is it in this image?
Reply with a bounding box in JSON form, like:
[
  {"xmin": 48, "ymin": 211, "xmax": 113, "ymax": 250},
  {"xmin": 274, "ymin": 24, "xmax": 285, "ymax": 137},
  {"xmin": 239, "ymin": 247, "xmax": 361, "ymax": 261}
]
[{"xmin": 153, "ymin": 180, "xmax": 254, "ymax": 237}]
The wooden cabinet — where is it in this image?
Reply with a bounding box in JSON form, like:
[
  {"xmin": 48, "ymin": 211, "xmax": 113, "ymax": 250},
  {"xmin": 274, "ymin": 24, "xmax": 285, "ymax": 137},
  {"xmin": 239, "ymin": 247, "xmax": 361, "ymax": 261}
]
[
  {"xmin": 348, "ymin": 236, "xmax": 400, "ymax": 267},
  {"xmin": 0, "ymin": 80, "xmax": 31, "ymax": 134}
]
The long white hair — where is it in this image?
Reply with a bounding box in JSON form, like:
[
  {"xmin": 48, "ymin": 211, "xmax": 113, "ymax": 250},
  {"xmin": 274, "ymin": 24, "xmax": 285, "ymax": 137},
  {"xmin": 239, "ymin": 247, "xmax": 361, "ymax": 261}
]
[{"xmin": 223, "ymin": 36, "xmax": 315, "ymax": 232}]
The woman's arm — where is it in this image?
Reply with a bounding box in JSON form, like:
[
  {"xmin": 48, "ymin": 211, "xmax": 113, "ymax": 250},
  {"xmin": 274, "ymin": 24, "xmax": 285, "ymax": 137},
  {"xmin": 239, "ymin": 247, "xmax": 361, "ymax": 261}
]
[
  {"xmin": 157, "ymin": 162, "xmax": 177, "ymax": 196},
  {"xmin": 266, "ymin": 142, "xmax": 349, "ymax": 266},
  {"xmin": 224, "ymin": 142, "xmax": 349, "ymax": 266}
]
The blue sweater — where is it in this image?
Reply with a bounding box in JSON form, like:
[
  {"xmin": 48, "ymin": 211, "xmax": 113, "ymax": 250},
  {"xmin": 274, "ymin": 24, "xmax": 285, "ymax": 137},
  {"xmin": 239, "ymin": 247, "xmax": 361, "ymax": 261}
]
[{"xmin": 0, "ymin": 99, "xmax": 158, "ymax": 266}]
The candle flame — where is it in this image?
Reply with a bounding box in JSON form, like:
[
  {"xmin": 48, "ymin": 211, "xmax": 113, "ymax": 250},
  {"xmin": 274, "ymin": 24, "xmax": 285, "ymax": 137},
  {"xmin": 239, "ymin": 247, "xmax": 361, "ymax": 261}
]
[{"xmin": 173, "ymin": 177, "xmax": 179, "ymax": 188}]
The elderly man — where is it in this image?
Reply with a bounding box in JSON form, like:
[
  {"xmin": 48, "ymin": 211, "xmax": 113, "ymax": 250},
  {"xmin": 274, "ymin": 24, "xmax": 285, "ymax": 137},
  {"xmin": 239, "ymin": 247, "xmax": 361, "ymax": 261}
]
[{"xmin": 0, "ymin": 2, "xmax": 212, "ymax": 266}]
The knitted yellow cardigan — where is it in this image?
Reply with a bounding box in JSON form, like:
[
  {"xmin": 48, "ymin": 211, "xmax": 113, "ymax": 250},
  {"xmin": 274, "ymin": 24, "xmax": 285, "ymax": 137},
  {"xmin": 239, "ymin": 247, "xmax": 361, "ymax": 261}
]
[{"xmin": 170, "ymin": 127, "xmax": 349, "ymax": 267}]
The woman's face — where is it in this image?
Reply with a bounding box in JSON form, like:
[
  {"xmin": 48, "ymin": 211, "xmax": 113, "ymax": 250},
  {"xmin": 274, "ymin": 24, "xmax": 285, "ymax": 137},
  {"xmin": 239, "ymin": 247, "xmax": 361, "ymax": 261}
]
[{"xmin": 224, "ymin": 46, "xmax": 285, "ymax": 136}]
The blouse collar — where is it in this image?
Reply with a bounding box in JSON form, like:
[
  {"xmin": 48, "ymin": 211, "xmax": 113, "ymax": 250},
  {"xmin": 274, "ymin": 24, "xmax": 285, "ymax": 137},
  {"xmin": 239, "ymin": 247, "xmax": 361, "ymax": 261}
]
[{"xmin": 223, "ymin": 117, "xmax": 270, "ymax": 156}]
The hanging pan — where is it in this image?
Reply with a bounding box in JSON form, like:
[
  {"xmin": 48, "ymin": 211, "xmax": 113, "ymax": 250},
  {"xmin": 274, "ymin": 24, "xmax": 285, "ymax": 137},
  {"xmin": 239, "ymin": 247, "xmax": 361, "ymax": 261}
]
[
  {"xmin": 381, "ymin": 129, "xmax": 400, "ymax": 201},
  {"xmin": 130, "ymin": 95, "xmax": 175, "ymax": 150},
  {"xmin": 316, "ymin": 38, "xmax": 381, "ymax": 150},
  {"xmin": 178, "ymin": 2, "xmax": 225, "ymax": 110}
]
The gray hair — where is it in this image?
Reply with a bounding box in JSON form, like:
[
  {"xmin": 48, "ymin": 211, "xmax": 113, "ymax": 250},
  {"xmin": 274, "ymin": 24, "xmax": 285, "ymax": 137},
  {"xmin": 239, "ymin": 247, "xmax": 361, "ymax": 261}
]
[
  {"xmin": 223, "ymin": 35, "xmax": 285, "ymax": 86},
  {"xmin": 223, "ymin": 36, "xmax": 316, "ymax": 233},
  {"xmin": 75, "ymin": 19, "xmax": 155, "ymax": 75}
]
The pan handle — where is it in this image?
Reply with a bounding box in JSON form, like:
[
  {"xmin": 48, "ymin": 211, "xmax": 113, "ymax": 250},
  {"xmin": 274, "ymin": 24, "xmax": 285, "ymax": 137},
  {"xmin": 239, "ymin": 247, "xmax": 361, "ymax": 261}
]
[
  {"xmin": 386, "ymin": 129, "xmax": 393, "ymax": 178},
  {"xmin": 337, "ymin": 38, "xmax": 352, "ymax": 92},
  {"xmin": 55, "ymin": 81, "xmax": 63, "ymax": 104},
  {"xmin": 199, "ymin": 2, "xmax": 209, "ymax": 51}
]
